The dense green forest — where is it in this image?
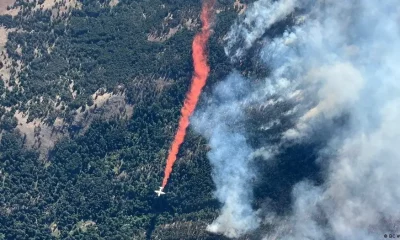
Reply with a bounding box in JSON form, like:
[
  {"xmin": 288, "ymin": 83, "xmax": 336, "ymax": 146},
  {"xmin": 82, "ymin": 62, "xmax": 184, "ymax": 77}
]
[{"xmin": 0, "ymin": 0, "xmax": 242, "ymax": 239}]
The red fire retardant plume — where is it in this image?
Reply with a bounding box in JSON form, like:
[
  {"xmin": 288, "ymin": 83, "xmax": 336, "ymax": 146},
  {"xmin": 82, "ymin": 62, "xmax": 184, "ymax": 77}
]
[{"xmin": 161, "ymin": 0, "xmax": 216, "ymax": 188}]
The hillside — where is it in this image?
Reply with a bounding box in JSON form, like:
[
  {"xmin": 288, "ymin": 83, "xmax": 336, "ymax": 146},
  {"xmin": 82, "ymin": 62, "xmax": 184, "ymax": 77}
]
[{"xmin": 0, "ymin": 0, "xmax": 245, "ymax": 239}]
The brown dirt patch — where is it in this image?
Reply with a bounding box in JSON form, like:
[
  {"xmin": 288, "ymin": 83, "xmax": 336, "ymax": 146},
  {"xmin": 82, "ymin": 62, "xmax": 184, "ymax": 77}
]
[
  {"xmin": 147, "ymin": 25, "xmax": 181, "ymax": 43},
  {"xmin": 36, "ymin": 0, "xmax": 81, "ymax": 10},
  {"xmin": 0, "ymin": 27, "xmax": 8, "ymax": 49},
  {"xmin": 35, "ymin": 0, "xmax": 82, "ymax": 18},
  {"xmin": 14, "ymin": 111, "xmax": 66, "ymax": 159},
  {"xmin": 72, "ymin": 90, "xmax": 134, "ymax": 133},
  {"xmin": 0, "ymin": 27, "xmax": 16, "ymax": 90},
  {"xmin": 0, "ymin": 0, "xmax": 19, "ymax": 16}
]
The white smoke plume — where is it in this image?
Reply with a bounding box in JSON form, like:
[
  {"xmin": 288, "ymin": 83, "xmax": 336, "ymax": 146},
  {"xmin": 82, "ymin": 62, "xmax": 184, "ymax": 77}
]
[
  {"xmin": 192, "ymin": 74, "xmax": 260, "ymax": 238},
  {"xmin": 194, "ymin": 0, "xmax": 400, "ymax": 238},
  {"xmin": 225, "ymin": 0, "xmax": 300, "ymax": 58}
]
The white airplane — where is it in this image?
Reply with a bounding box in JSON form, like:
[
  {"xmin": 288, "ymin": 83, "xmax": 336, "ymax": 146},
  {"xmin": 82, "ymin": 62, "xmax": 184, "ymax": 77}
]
[{"xmin": 155, "ymin": 187, "xmax": 165, "ymax": 197}]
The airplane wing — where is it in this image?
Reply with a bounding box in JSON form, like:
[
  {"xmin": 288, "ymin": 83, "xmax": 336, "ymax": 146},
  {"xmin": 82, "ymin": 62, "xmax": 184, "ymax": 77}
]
[{"xmin": 155, "ymin": 187, "xmax": 165, "ymax": 197}]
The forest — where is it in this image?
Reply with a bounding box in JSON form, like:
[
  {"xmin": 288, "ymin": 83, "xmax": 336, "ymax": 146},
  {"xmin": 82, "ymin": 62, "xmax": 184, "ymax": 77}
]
[
  {"xmin": 0, "ymin": 0, "xmax": 331, "ymax": 238},
  {"xmin": 0, "ymin": 0, "xmax": 242, "ymax": 239}
]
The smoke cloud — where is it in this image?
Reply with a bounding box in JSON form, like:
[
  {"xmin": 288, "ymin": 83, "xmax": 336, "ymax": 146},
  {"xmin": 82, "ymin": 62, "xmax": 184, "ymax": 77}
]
[
  {"xmin": 193, "ymin": 0, "xmax": 400, "ymax": 238},
  {"xmin": 193, "ymin": 73, "xmax": 260, "ymax": 237}
]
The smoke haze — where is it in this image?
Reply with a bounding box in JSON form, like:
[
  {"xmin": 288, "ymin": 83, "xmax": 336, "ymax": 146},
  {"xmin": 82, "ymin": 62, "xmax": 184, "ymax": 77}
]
[{"xmin": 193, "ymin": 0, "xmax": 400, "ymax": 238}]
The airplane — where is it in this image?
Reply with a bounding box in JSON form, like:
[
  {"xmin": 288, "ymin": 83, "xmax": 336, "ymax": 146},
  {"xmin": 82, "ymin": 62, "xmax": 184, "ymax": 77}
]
[{"xmin": 155, "ymin": 187, "xmax": 165, "ymax": 197}]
